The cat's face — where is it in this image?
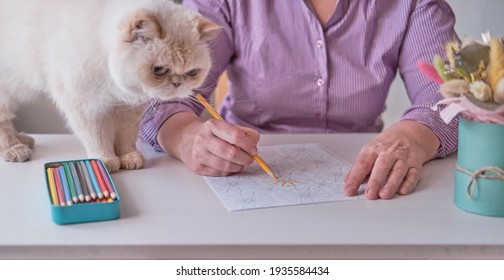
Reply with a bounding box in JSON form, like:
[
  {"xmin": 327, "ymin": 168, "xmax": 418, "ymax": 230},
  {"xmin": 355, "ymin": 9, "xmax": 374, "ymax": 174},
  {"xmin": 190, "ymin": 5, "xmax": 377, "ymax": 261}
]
[{"xmin": 108, "ymin": 7, "xmax": 220, "ymax": 103}]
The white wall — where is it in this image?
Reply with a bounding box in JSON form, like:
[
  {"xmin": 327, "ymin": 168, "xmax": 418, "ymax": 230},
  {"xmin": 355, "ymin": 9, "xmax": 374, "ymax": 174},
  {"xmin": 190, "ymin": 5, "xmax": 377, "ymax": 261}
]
[
  {"xmin": 13, "ymin": 95, "xmax": 68, "ymax": 133},
  {"xmin": 12, "ymin": 0, "xmax": 504, "ymax": 133}
]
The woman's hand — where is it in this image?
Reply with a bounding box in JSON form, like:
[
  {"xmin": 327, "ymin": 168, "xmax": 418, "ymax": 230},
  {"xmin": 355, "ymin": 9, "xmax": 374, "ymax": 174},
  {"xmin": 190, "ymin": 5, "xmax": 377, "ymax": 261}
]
[
  {"xmin": 157, "ymin": 112, "xmax": 259, "ymax": 176},
  {"xmin": 344, "ymin": 120, "xmax": 440, "ymax": 199}
]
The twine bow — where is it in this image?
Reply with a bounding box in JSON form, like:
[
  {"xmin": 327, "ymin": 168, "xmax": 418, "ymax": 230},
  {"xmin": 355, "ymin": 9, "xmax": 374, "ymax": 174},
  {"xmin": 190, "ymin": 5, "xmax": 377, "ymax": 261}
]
[{"xmin": 456, "ymin": 165, "xmax": 504, "ymax": 199}]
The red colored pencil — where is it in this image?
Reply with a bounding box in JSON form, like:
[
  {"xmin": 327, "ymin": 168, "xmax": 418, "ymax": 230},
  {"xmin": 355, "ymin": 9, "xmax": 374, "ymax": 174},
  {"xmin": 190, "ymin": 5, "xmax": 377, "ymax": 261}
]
[
  {"xmin": 95, "ymin": 160, "xmax": 117, "ymax": 200},
  {"xmin": 90, "ymin": 160, "xmax": 109, "ymax": 198}
]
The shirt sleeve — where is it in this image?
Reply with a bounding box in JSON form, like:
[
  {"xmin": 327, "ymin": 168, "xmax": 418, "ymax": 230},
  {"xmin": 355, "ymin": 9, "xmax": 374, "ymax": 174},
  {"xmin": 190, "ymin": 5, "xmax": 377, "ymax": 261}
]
[
  {"xmin": 139, "ymin": 0, "xmax": 235, "ymax": 151},
  {"xmin": 398, "ymin": 0, "xmax": 459, "ymax": 158}
]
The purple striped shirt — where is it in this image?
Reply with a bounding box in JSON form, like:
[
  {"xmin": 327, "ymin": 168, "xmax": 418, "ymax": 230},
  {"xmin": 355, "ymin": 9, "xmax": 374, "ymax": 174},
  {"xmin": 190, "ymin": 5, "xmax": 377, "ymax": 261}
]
[{"xmin": 140, "ymin": 0, "xmax": 459, "ymax": 158}]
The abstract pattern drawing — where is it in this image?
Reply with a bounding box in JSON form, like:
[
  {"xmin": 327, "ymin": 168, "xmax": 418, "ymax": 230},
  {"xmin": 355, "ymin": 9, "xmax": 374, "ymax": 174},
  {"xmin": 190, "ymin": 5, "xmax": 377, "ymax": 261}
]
[{"xmin": 204, "ymin": 143, "xmax": 365, "ymax": 211}]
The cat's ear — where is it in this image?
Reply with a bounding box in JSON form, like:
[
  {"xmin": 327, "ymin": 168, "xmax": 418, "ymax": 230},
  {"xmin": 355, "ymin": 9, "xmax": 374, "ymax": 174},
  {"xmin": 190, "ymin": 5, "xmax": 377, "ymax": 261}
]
[
  {"xmin": 194, "ymin": 15, "xmax": 221, "ymax": 42},
  {"xmin": 124, "ymin": 10, "xmax": 162, "ymax": 43}
]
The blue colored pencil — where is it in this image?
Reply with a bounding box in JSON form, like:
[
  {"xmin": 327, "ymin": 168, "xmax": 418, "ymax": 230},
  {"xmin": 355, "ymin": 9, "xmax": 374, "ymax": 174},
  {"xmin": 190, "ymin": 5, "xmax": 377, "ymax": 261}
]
[
  {"xmin": 78, "ymin": 161, "xmax": 96, "ymax": 200},
  {"xmin": 58, "ymin": 165, "xmax": 73, "ymax": 206},
  {"xmin": 69, "ymin": 162, "xmax": 84, "ymax": 203},
  {"xmin": 85, "ymin": 160, "xmax": 103, "ymax": 199}
]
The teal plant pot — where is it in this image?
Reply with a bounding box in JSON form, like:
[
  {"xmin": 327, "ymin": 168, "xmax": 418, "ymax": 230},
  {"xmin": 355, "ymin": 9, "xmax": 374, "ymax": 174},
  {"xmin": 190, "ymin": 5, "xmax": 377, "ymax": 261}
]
[{"xmin": 454, "ymin": 116, "xmax": 504, "ymax": 217}]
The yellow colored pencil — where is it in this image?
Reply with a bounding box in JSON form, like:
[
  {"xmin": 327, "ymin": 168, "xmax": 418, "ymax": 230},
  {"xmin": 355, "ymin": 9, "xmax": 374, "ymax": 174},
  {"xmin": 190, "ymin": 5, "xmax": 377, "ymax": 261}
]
[
  {"xmin": 195, "ymin": 93, "xmax": 277, "ymax": 179},
  {"xmin": 46, "ymin": 168, "xmax": 59, "ymax": 205}
]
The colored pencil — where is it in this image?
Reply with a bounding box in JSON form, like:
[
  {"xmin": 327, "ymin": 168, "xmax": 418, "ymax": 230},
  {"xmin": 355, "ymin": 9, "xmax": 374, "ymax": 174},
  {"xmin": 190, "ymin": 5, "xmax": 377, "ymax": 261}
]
[
  {"xmin": 195, "ymin": 93, "xmax": 277, "ymax": 179},
  {"xmin": 63, "ymin": 163, "xmax": 78, "ymax": 203},
  {"xmin": 52, "ymin": 167, "xmax": 66, "ymax": 206},
  {"xmin": 95, "ymin": 160, "xmax": 117, "ymax": 200},
  {"xmin": 85, "ymin": 160, "xmax": 103, "ymax": 199},
  {"xmin": 46, "ymin": 168, "xmax": 59, "ymax": 205},
  {"xmin": 74, "ymin": 162, "xmax": 91, "ymax": 202},
  {"xmin": 69, "ymin": 162, "xmax": 85, "ymax": 202},
  {"xmin": 90, "ymin": 160, "xmax": 109, "ymax": 198},
  {"xmin": 58, "ymin": 166, "xmax": 73, "ymax": 206},
  {"xmin": 78, "ymin": 161, "xmax": 96, "ymax": 200}
]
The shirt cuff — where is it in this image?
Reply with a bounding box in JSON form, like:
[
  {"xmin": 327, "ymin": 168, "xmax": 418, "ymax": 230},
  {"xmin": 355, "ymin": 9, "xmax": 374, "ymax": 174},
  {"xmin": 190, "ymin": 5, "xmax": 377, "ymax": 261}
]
[
  {"xmin": 401, "ymin": 108, "xmax": 459, "ymax": 159},
  {"xmin": 140, "ymin": 101, "xmax": 197, "ymax": 152}
]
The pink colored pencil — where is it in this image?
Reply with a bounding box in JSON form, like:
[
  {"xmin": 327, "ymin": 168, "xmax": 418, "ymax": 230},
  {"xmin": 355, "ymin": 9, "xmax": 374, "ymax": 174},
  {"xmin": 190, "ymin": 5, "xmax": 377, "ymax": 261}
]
[
  {"xmin": 95, "ymin": 160, "xmax": 117, "ymax": 200},
  {"xmin": 52, "ymin": 167, "xmax": 66, "ymax": 206},
  {"xmin": 90, "ymin": 160, "xmax": 109, "ymax": 198}
]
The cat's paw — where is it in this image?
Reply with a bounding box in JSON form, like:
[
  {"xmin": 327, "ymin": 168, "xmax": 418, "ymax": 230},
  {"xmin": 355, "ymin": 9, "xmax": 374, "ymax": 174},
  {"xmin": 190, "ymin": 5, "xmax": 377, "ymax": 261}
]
[
  {"xmin": 119, "ymin": 151, "xmax": 145, "ymax": 170},
  {"xmin": 16, "ymin": 133, "xmax": 35, "ymax": 148},
  {"xmin": 3, "ymin": 143, "xmax": 31, "ymax": 162},
  {"xmin": 102, "ymin": 156, "xmax": 121, "ymax": 173}
]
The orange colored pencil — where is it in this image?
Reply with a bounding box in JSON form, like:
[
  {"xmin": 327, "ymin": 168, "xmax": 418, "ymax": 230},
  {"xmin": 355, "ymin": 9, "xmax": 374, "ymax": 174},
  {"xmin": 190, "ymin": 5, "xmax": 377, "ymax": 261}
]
[
  {"xmin": 195, "ymin": 93, "xmax": 277, "ymax": 179},
  {"xmin": 52, "ymin": 167, "xmax": 66, "ymax": 206}
]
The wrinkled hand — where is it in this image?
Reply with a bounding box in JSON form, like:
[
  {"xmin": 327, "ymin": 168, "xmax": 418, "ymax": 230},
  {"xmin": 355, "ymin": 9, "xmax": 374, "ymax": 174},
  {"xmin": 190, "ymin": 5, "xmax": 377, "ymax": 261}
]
[
  {"xmin": 344, "ymin": 120, "xmax": 440, "ymax": 200},
  {"xmin": 159, "ymin": 112, "xmax": 260, "ymax": 176}
]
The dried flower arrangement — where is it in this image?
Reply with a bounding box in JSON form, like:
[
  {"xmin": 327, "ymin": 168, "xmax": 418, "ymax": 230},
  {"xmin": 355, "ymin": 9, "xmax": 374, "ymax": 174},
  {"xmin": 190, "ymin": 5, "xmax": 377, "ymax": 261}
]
[{"xmin": 418, "ymin": 32, "xmax": 504, "ymax": 124}]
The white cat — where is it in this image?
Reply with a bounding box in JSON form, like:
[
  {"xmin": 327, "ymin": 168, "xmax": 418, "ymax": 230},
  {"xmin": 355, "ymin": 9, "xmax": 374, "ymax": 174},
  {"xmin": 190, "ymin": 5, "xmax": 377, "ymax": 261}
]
[{"xmin": 0, "ymin": 0, "xmax": 219, "ymax": 172}]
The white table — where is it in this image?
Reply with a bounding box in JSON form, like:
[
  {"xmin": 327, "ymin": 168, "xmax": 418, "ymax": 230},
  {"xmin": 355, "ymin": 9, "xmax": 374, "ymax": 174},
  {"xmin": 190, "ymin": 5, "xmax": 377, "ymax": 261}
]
[{"xmin": 1, "ymin": 134, "xmax": 503, "ymax": 259}]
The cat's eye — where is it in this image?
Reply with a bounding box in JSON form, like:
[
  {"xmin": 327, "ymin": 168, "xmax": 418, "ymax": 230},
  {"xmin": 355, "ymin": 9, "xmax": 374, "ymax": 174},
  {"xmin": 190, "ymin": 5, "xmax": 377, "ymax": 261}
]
[
  {"xmin": 152, "ymin": 66, "xmax": 170, "ymax": 76},
  {"xmin": 185, "ymin": 69, "xmax": 200, "ymax": 77}
]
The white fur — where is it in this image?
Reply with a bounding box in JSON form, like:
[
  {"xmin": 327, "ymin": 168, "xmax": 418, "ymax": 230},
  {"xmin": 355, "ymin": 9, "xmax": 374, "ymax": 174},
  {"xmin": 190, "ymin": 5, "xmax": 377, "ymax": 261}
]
[{"xmin": 0, "ymin": 0, "xmax": 219, "ymax": 172}]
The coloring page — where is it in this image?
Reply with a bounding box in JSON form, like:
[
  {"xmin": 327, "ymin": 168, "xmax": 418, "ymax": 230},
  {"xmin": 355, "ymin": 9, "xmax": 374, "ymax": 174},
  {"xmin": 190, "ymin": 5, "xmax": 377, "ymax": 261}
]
[{"xmin": 204, "ymin": 143, "xmax": 365, "ymax": 211}]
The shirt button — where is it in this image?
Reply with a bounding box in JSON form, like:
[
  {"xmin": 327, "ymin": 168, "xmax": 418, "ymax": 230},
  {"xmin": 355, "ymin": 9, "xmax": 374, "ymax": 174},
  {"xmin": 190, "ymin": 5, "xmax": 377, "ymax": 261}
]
[
  {"xmin": 316, "ymin": 40, "xmax": 323, "ymax": 48},
  {"xmin": 317, "ymin": 79, "xmax": 325, "ymax": 86}
]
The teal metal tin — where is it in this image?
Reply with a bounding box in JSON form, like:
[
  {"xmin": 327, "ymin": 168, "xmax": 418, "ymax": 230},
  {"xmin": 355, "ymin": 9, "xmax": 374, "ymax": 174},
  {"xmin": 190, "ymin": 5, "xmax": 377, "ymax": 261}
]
[
  {"xmin": 454, "ymin": 116, "xmax": 504, "ymax": 217},
  {"xmin": 44, "ymin": 159, "xmax": 120, "ymax": 225}
]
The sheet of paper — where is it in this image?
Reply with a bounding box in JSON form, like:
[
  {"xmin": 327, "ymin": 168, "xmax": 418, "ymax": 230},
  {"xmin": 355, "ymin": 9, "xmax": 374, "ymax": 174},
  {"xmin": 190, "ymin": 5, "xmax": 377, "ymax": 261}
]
[{"xmin": 204, "ymin": 143, "xmax": 365, "ymax": 211}]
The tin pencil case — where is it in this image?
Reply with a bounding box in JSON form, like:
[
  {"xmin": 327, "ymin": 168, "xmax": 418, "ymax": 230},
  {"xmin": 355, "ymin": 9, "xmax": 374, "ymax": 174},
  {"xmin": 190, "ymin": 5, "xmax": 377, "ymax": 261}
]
[{"xmin": 44, "ymin": 159, "xmax": 120, "ymax": 225}]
